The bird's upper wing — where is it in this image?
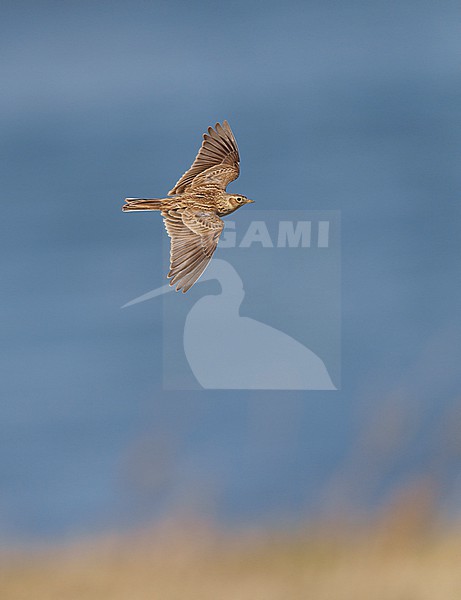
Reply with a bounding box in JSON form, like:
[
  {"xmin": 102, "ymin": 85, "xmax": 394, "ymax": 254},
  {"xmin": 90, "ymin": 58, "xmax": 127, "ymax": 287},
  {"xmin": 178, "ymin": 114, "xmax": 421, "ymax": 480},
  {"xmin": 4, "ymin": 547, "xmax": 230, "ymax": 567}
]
[
  {"xmin": 168, "ymin": 121, "xmax": 240, "ymax": 195},
  {"xmin": 162, "ymin": 208, "xmax": 224, "ymax": 292}
]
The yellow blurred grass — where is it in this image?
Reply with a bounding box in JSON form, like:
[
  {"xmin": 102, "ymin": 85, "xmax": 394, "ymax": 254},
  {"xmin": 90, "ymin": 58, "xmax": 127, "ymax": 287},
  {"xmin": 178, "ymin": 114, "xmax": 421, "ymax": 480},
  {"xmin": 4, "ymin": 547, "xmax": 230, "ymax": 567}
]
[{"xmin": 2, "ymin": 517, "xmax": 461, "ymax": 600}]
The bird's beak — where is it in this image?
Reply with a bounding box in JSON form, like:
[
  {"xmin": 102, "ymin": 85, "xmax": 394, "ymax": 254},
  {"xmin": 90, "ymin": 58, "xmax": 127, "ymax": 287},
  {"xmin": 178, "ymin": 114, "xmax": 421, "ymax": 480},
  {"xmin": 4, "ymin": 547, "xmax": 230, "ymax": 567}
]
[{"xmin": 246, "ymin": 198, "xmax": 255, "ymax": 204}]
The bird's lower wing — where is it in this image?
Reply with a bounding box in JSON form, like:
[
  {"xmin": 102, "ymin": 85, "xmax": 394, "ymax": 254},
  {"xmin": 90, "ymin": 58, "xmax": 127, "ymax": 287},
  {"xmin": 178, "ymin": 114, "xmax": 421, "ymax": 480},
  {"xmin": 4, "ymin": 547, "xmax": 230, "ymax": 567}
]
[{"xmin": 162, "ymin": 208, "xmax": 224, "ymax": 293}]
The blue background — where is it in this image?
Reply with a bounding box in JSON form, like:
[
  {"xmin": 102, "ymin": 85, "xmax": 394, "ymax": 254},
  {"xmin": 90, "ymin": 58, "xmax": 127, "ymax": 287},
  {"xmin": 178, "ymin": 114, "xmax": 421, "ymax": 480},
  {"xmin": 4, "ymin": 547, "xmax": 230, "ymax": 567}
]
[{"xmin": 1, "ymin": 0, "xmax": 460, "ymax": 542}]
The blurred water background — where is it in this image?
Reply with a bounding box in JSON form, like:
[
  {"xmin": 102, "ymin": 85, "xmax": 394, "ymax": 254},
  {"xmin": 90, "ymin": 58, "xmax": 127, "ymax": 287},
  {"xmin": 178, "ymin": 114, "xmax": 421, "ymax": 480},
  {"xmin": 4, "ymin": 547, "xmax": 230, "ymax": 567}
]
[{"xmin": 1, "ymin": 0, "xmax": 461, "ymax": 549}]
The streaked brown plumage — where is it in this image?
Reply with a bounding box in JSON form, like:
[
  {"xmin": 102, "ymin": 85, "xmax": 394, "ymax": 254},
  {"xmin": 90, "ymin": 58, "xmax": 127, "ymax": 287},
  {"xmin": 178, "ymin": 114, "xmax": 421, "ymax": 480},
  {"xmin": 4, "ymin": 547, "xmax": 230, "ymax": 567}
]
[{"xmin": 122, "ymin": 120, "xmax": 254, "ymax": 292}]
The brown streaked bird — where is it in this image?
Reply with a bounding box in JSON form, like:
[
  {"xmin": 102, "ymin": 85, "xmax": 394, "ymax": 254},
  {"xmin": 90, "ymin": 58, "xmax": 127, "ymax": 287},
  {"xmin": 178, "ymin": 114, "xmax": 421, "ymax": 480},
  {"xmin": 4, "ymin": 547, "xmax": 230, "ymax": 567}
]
[{"xmin": 122, "ymin": 120, "xmax": 254, "ymax": 292}]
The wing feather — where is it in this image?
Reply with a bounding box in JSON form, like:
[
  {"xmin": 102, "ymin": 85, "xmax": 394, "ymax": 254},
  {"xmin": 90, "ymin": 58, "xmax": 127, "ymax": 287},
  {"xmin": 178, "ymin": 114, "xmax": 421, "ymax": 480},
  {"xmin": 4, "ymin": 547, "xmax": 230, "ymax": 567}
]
[
  {"xmin": 168, "ymin": 120, "xmax": 240, "ymax": 195},
  {"xmin": 162, "ymin": 208, "xmax": 224, "ymax": 292}
]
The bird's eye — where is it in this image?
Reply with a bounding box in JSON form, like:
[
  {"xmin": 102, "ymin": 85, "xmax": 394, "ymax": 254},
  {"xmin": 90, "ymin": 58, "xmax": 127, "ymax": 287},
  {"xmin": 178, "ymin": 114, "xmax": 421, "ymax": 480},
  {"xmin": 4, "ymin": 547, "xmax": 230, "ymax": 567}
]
[{"xmin": 237, "ymin": 197, "xmax": 243, "ymax": 203}]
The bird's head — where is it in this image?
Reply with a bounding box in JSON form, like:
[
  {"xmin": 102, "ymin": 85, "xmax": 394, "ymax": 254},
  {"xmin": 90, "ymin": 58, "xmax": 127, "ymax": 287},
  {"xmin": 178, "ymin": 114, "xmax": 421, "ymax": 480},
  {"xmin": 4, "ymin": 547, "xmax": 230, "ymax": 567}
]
[{"xmin": 226, "ymin": 194, "xmax": 255, "ymax": 211}]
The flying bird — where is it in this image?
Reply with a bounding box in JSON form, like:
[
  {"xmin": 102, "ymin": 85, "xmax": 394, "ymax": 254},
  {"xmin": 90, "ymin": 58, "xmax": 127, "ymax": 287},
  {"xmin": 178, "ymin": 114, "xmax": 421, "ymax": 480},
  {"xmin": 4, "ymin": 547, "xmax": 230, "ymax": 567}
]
[{"xmin": 123, "ymin": 120, "xmax": 254, "ymax": 292}]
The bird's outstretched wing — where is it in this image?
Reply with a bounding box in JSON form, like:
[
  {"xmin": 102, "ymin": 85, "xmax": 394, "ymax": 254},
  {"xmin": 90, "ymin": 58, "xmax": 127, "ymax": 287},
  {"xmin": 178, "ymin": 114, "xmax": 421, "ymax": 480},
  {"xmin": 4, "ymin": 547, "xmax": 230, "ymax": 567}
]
[
  {"xmin": 162, "ymin": 208, "xmax": 224, "ymax": 292},
  {"xmin": 168, "ymin": 121, "xmax": 240, "ymax": 195}
]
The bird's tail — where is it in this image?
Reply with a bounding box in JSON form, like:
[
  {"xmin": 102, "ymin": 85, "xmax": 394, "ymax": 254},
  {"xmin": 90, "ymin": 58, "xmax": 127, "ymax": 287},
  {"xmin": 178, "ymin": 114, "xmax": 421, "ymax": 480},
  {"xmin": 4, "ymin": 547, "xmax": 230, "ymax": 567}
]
[{"xmin": 122, "ymin": 198, "xmax": 167, "ymax": 212}]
